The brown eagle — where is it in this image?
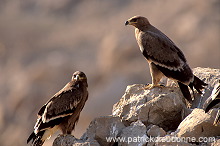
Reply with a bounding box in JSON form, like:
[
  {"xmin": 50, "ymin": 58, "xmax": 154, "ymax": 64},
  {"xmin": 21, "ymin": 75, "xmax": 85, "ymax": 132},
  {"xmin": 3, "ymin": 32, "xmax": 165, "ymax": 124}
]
[
  {"xmin": 27, "ymin": 71, "xmax": 88, "ymax": 146},
  {"xmin": 203, "ymin": 80, "xmax": 220, "ymax": 125},
  {"xmin": 125, "ymin": 16, "xmax": 207, "ymax": 103}
]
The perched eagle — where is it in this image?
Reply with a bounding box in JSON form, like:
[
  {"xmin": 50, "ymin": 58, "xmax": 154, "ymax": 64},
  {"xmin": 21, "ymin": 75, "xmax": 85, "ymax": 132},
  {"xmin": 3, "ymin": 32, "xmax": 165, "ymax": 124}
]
[
  {"xmin": 27, "ymin": 71, "xmax": 88, "ymax": 146},
  {"xmin": 125, "ymin": 16, "xmax": 207, "ymax": 103},
  {"xmin": 203, "ymin": 80, "xmax": 220, "ymax": 125}
]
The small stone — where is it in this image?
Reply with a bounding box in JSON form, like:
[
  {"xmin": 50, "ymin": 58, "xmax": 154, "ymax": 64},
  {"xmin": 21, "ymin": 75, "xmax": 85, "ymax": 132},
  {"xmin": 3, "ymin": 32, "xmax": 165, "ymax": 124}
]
[
  {"xmin": 119, "ymin": 120, "xmax": 148, "ymax": 146},
  {"xmin": 53, "ymin": 135, "xmax": 77, "ymax": 146},
  {"xmin": 147, "ymin": 125, "xmax": 166, "ymax": 137},
  {"xmin": 81, "ymin": 115, "xmax": 125, "ymax": 146}
]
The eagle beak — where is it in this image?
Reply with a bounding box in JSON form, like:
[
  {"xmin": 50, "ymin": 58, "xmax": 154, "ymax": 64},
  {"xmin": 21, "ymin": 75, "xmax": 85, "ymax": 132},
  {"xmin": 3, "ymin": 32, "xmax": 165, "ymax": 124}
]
[
  {"xmin": 125, "ymin": 21, "xmax": 129, "ymax": 26},
  {"xmin": 74, "ymin": 75, "xmax": 79, "ymax": 80}
]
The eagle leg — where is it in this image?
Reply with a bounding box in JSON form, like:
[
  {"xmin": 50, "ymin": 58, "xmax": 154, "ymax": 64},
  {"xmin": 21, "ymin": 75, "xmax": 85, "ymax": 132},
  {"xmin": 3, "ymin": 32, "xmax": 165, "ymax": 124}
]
[{"xmin": 144, "ymin": 62, "xmax": 164, "ymax": 89}]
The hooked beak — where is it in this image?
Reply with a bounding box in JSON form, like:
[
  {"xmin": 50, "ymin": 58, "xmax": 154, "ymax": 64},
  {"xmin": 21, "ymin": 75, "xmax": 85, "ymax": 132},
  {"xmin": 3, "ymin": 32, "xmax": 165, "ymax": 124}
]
[{"xmin": 125, "ymin": 21, "xmax": 129, "ymax": 26}]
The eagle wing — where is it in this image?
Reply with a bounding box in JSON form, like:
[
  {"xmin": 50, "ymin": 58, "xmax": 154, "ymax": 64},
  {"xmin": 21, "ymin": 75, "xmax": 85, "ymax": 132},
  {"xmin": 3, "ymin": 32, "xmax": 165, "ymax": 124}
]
[
  {"xmin": 42, "ymin": 86, "xmax": 83, "ymax": 123},
  {"xmin": 139, "ymin": 30, "xmax": 187, "ymax": 71},
  {"xmin": 34, "ymin": 83, "xmax": 84, "ymax": 132}
]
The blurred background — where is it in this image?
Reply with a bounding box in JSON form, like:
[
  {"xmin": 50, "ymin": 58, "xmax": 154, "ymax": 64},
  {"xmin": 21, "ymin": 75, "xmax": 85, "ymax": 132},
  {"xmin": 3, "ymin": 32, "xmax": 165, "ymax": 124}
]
[{"xmin": 0, "ymin": 0, "xmax": 219, "ymax": 145}]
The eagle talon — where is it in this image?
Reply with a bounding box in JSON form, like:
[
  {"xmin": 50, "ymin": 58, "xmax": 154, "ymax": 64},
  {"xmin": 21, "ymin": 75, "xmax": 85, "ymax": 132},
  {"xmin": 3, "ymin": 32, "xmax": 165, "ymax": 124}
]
[
  {"xmin": 159, "ymin": 84, "xmax": 165, "ymax": 87},
  {"xmin": 144, "ymin": 84, "xmax": 165, "ymax": 90},
  {"xmin": 144, "ymin": 84, "xmax": 153, "ymax": 89}
]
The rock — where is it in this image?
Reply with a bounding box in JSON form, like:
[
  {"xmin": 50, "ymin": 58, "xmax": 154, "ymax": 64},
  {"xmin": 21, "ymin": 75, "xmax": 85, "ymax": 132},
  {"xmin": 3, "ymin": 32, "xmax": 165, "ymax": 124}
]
[
  {"xmin": 81, "ymin": 115, "xmax": 125, "ymax": 146},
  {"xmin": 53, "ymin": 135, "xmax": 76, "ymax": 146},
  {"xmin": 147, "ymin": 125, "xmax": 166, "ymax": 137},
  {"xmin": 211, "ymin": 139, "xmax": 220, "ymax": 146},
  {"xmin": 112, "ymin": 84, "xmax": 187, "ymax": 131},
  {"xmin": 148, "ymin": 135, "xmax": 193, "ymax": 146},
  {"xmin": 53, "ymin": 135, "xmax": 100, "ymax": 146},
  {"xmin": 175, "ymin": 108, "xmax": 220, "ymax": 142},
  {"xmin": 118, "ymin": 120, "xmax": 148, "ymax": 146},
  {"xmin": 71, "ymin": 140, "xmax": 100, "ymax": 146}
]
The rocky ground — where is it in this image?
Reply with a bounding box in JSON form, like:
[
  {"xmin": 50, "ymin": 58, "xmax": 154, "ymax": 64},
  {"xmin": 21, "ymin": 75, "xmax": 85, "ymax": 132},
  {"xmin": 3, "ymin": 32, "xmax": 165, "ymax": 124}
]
[{"xmin": 52, "ymin": 68, "xmax": 220, "ymax": 146}]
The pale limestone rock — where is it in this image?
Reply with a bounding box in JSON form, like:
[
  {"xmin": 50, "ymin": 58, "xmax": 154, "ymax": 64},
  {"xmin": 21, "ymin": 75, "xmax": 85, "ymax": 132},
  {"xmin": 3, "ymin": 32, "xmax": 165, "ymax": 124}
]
[
  {"xmin": 175, "ymin": 108, "xmax": 220, "ymax": 142},
  {"xmin": 211, "ymin": 139, "xmax": 220, "ymax": 146},
  {"xmin": 112, "ymin": 84, "xmax": 187, "ymax": 131}
]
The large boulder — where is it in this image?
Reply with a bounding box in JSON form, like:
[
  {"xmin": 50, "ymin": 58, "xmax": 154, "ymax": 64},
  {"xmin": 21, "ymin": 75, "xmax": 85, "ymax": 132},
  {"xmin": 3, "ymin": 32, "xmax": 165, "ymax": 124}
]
[
  {"xmin": 175, "ymin": 108, "xmax": 220, "ymax": 141},
  {"xmin": 112, "ymin": 84, "xmax": 187, "ymax": 131}
]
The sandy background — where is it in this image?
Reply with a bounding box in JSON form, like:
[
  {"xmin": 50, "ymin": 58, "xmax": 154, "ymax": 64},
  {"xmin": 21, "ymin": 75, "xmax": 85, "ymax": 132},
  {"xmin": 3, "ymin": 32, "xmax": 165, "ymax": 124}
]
[{"xmin": 0, "ymin": 0, "xmax": 219, "ymax": 146}]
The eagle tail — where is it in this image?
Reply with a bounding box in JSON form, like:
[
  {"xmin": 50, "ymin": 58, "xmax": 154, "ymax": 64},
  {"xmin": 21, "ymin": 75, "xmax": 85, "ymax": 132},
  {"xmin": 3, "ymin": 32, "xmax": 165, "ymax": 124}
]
[
  {"xmin": 27, "ymin": 130, "xmax": 45, "ymax": 146},
  {"xmin": 178, "ymin": 82, "xmax": 192, "ymax": 103},
  {"xmin": 190, "ymin": 75, "xmax": 207, "ymax": 94},
  {"xmin": 27, "ymin": 131, "xmax": 35, "ymax": 144},
  {"xmin": 214, "ymin": 111, "xmax": 220, "ymax": 126},
  {"xmin": 204, "ymin": 98, "xmax": 220, "ymax": 113}
]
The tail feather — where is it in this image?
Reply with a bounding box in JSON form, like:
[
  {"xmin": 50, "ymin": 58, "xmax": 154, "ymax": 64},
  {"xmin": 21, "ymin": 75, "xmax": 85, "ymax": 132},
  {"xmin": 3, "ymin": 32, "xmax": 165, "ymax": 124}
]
[
  {"xmin": 204, "ymin": 98, "xmax": 220, "ymax": 113},
  {"xmin": 214, "ymin": 111, "xmax": 220, "ymax": 126},
  {"xmin": 27, "ymin": 131, "xmax": 45, "ymax": 146},
  {"xmin": 190, "ymin": 76, "xmax": 207, "ymax": 94},
  {"xmin": 27, "ymin": 132, "xmax": 35, "ymax": 144},
  {"xmin": 204, "ymin": 80, "xmax": 220, "ymax": 112},
  {"xmin": 178, "ymin": 82, "xmax": 192, "ymax": 103},
  {"xmin": 178, "ymin": 76, "xmax": 207, "ymax": 103}
]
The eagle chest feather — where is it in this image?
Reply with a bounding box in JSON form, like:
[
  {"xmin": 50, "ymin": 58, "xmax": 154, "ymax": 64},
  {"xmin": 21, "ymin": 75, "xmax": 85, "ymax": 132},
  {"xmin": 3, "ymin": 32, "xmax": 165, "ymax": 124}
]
[{"xmin": 135, "ymin": 29, "xmax": 151, "ymax": 61}]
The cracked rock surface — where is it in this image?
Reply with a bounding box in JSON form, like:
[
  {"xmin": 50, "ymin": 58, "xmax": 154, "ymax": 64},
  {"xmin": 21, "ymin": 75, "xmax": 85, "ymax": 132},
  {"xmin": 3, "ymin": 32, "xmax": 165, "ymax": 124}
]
[{"xmin": 112, "ymin": 84, "xmax": 186, "ymax": 131}]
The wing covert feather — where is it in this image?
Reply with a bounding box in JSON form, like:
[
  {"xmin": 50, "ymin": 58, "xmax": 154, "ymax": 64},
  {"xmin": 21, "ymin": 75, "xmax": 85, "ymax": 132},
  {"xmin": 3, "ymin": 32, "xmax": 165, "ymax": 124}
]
[
  {"xmin": 43, "ymin": 88, "xmax": 83, "ymax": 122},
  {"xmin": 139, "ymin": 30, "xmax": 186, "ymax": 70}
]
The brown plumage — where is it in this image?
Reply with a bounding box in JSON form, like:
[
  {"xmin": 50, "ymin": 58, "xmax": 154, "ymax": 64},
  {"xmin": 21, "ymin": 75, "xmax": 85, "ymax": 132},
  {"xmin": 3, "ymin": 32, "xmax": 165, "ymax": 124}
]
[
  {"xmin": 27, "ymin": 71, "xmax": 88, "ymax": 146},
  {"xmin": 125, "ymin": 16, "xmax": 207, "ymax": 103},
  {"xmin": 203, "ymin": 80, "xmax": 220, "ymax": 125}
]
